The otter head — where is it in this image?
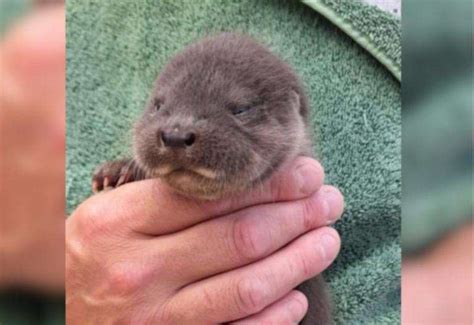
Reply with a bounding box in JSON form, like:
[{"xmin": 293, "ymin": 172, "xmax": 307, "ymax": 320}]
[{"xmin": 133, "ymin": 33, "xmax": 310, "ymax": 199}]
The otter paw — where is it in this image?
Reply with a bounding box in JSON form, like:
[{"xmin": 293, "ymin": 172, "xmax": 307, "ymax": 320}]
[{"xmin": 92, "ymin": 159, "xmax": 136, "ymax": 193}]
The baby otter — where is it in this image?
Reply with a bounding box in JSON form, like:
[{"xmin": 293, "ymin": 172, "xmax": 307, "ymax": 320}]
[{"xmin": 92, "ymin": 33, "xmax": 332, "ymax": 324}]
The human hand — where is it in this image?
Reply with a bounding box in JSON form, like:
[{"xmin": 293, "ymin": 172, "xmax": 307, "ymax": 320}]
[
  {"xmin": 0, "ymin": 5, "xmax": 65, "ymax": 292},
  {"xmin": 66, "ymin": 157, "xmax": 343, "ymax": 324}
]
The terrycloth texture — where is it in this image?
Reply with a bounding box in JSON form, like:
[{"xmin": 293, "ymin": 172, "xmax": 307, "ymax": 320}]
[{"xmin": 66, "ymin": 0, "xmax": 401, "ymax": 324}]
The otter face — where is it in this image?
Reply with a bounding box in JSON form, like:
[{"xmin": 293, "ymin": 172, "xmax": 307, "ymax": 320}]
[{"xmin": 133, "ymin": 34, "xmax": 309, "ymax": 199}]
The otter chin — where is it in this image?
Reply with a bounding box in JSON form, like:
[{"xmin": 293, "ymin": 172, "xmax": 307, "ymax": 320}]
[
  {"xmin": 152, "ymin": 165, "xmax": 218, "ymax": 179},
  {"xmin": 163, "ymin": 171, "xmax": 244, "ymax": 200},
  {"xmin": 147, "ymin": 164, "xmax": 256, "ymax": 200},
  {"xmin": 152, "ymin": 166, "xmax": 230, "ymax": 199},
  {"xmin": 91, "ymin": 32, "xmax": 332, "ymax": 325}
]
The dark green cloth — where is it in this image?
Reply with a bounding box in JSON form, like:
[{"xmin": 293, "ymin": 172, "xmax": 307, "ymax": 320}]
[
  {"xmin": 66, "ymin": 1, "xmax": 401, "ymax": 323},
  {"xmin": 0, "ymin": 291, "xmax": 64, "ymax": 325}
]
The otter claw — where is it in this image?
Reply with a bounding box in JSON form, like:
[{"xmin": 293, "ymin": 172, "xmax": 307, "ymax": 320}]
[
  {"xmin": 116, "ymin": 175, "xmax": 126, "ymax": 186},
  {"xmin": 92, "ymin": 180, "xmax": 99, "ymax": 193},
  {"xmin": 92, "ymin": 159, "xmax": 139, "ymax": 194}
]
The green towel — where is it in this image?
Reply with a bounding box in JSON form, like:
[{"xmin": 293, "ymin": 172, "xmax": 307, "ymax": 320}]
[{"xmin": 66, "ymin": 0, "xmax": 401, "ymax": 324}]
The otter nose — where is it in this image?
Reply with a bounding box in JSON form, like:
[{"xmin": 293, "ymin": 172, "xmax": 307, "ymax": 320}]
[{"xmin": 160, "ymin": 130, "xmax": 196, "ymax": 148}]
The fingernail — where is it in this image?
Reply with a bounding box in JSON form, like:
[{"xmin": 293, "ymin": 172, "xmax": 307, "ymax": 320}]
[
  {"xmin": 322, "ymin": 188, "xmax": 343, "ymax": 224},
  {"xmin": 320, "ymin": 234, "xmax": 338, "ymax": 262},
  {"xmin": 295, "ymin": 164, "xmax": 320, "ymax": 195}
]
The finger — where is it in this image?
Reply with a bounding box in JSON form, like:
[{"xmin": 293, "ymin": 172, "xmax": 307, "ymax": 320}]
[
  {"xmin": 168, "ymin": 227, "xmax": 340, "ymax": 323},
  {"xmin": 159, "ymin": 185, "xmax": 343, "ymax": 283},
  {"xmin": 84, "ymin": 157, "xmax": 324, "ymax": 235},
  {"xmin": 231, "ymin": 290, "xmax": 308, "ymax": 325}
]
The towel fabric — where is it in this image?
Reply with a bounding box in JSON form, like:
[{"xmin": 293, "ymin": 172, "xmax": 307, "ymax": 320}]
[
  {"xmin": 65, "ymin": 0, "xmax": 401, "ymax": 323},
  {"xmin": 302, "ymin": 0, "xmax": 401, "ymax": 81}
]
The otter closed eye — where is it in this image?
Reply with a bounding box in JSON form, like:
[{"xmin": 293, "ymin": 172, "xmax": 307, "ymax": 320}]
[{"xmin": 230, "ymin": 105, "xmax": 253, "ymax": 116}]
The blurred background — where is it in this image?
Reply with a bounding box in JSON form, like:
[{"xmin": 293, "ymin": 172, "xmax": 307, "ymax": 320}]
[
  {"xmin": 0, "ymin": 0, "xmax": 472, "ymax": 324},
  {"xmin": 0, "ymin": 0, "xmax": 65, "ymax": 323},
  {"xmin": 402, "ymin": 0, "xmax": 473, "ymax": 323}
]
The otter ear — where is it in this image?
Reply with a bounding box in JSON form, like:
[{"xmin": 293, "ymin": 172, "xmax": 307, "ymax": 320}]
[{"xmin": 289, "ymin": 90, "xmax": 301, "ymax": 113}]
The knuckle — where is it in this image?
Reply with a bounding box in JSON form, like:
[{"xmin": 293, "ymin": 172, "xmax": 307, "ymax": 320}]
[
  {"xmin": 232, "ymin": 216, "xmax": 266, "ymax": 260},
  {"xmin": 65, "ymin": 231, "xmax": 89, "ymax": 282},
  {"xmin": 196, "ymin": 286, "xmax": 218, "ymax": 316},
  {"xmin": 162, "ymin": 290, "xmax": 203, "ymax": 324},
  {"xmin": 74, "ymin": 197, "xmax": 102, "ymax": 222},
  {"xmin": 300, "ymin": 199, "xmax": 317, "ymax": 230},
  {"xmin": 201, "ymin": 286, "xmax": 216, "ymax": 310},
  {"xmin": 293, "ymin": 249, "xmax": 315, "ymax": 278},
  {"xmin": 105, "ymin": 262, "xmax": 150, "ymax": 296},
  {"xmin": 153, "ymin": 291, "xmax": 181, "ymax": 324},
  {"xmin": 235, "ymin": 277, "xmax": 266, "ymax": 315},
  {"xmin": 300, "ymin": 193, "xmax": 329, "ymax": 230},
  {"xmin": 72, "ymin": 197, "xmax": 116, "ymax": 241},
  {"xmin": 156, "ymin": 303, "xmax": 177, "ymax": 325},
  {"xmin": 268, "ymin": 173, "xmax": 284, "ymax": 201}
]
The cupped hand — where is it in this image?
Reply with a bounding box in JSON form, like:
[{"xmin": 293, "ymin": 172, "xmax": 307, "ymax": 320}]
[{"xmin": 66, "ymin": 157, "xmax": 343, "ymax": 324}]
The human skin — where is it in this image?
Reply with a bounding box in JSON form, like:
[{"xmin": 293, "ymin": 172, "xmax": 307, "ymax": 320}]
[
  {"xmin": 67, "ymin": 158, "xmax": 344, "ymax": 324},
  {"xmin": 402, "ymin": 223, "xmax": 473, "ymax": 324},
  {"xmin": 0, "ymin": 6, "xmax": 65, "ymax": 292}
]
